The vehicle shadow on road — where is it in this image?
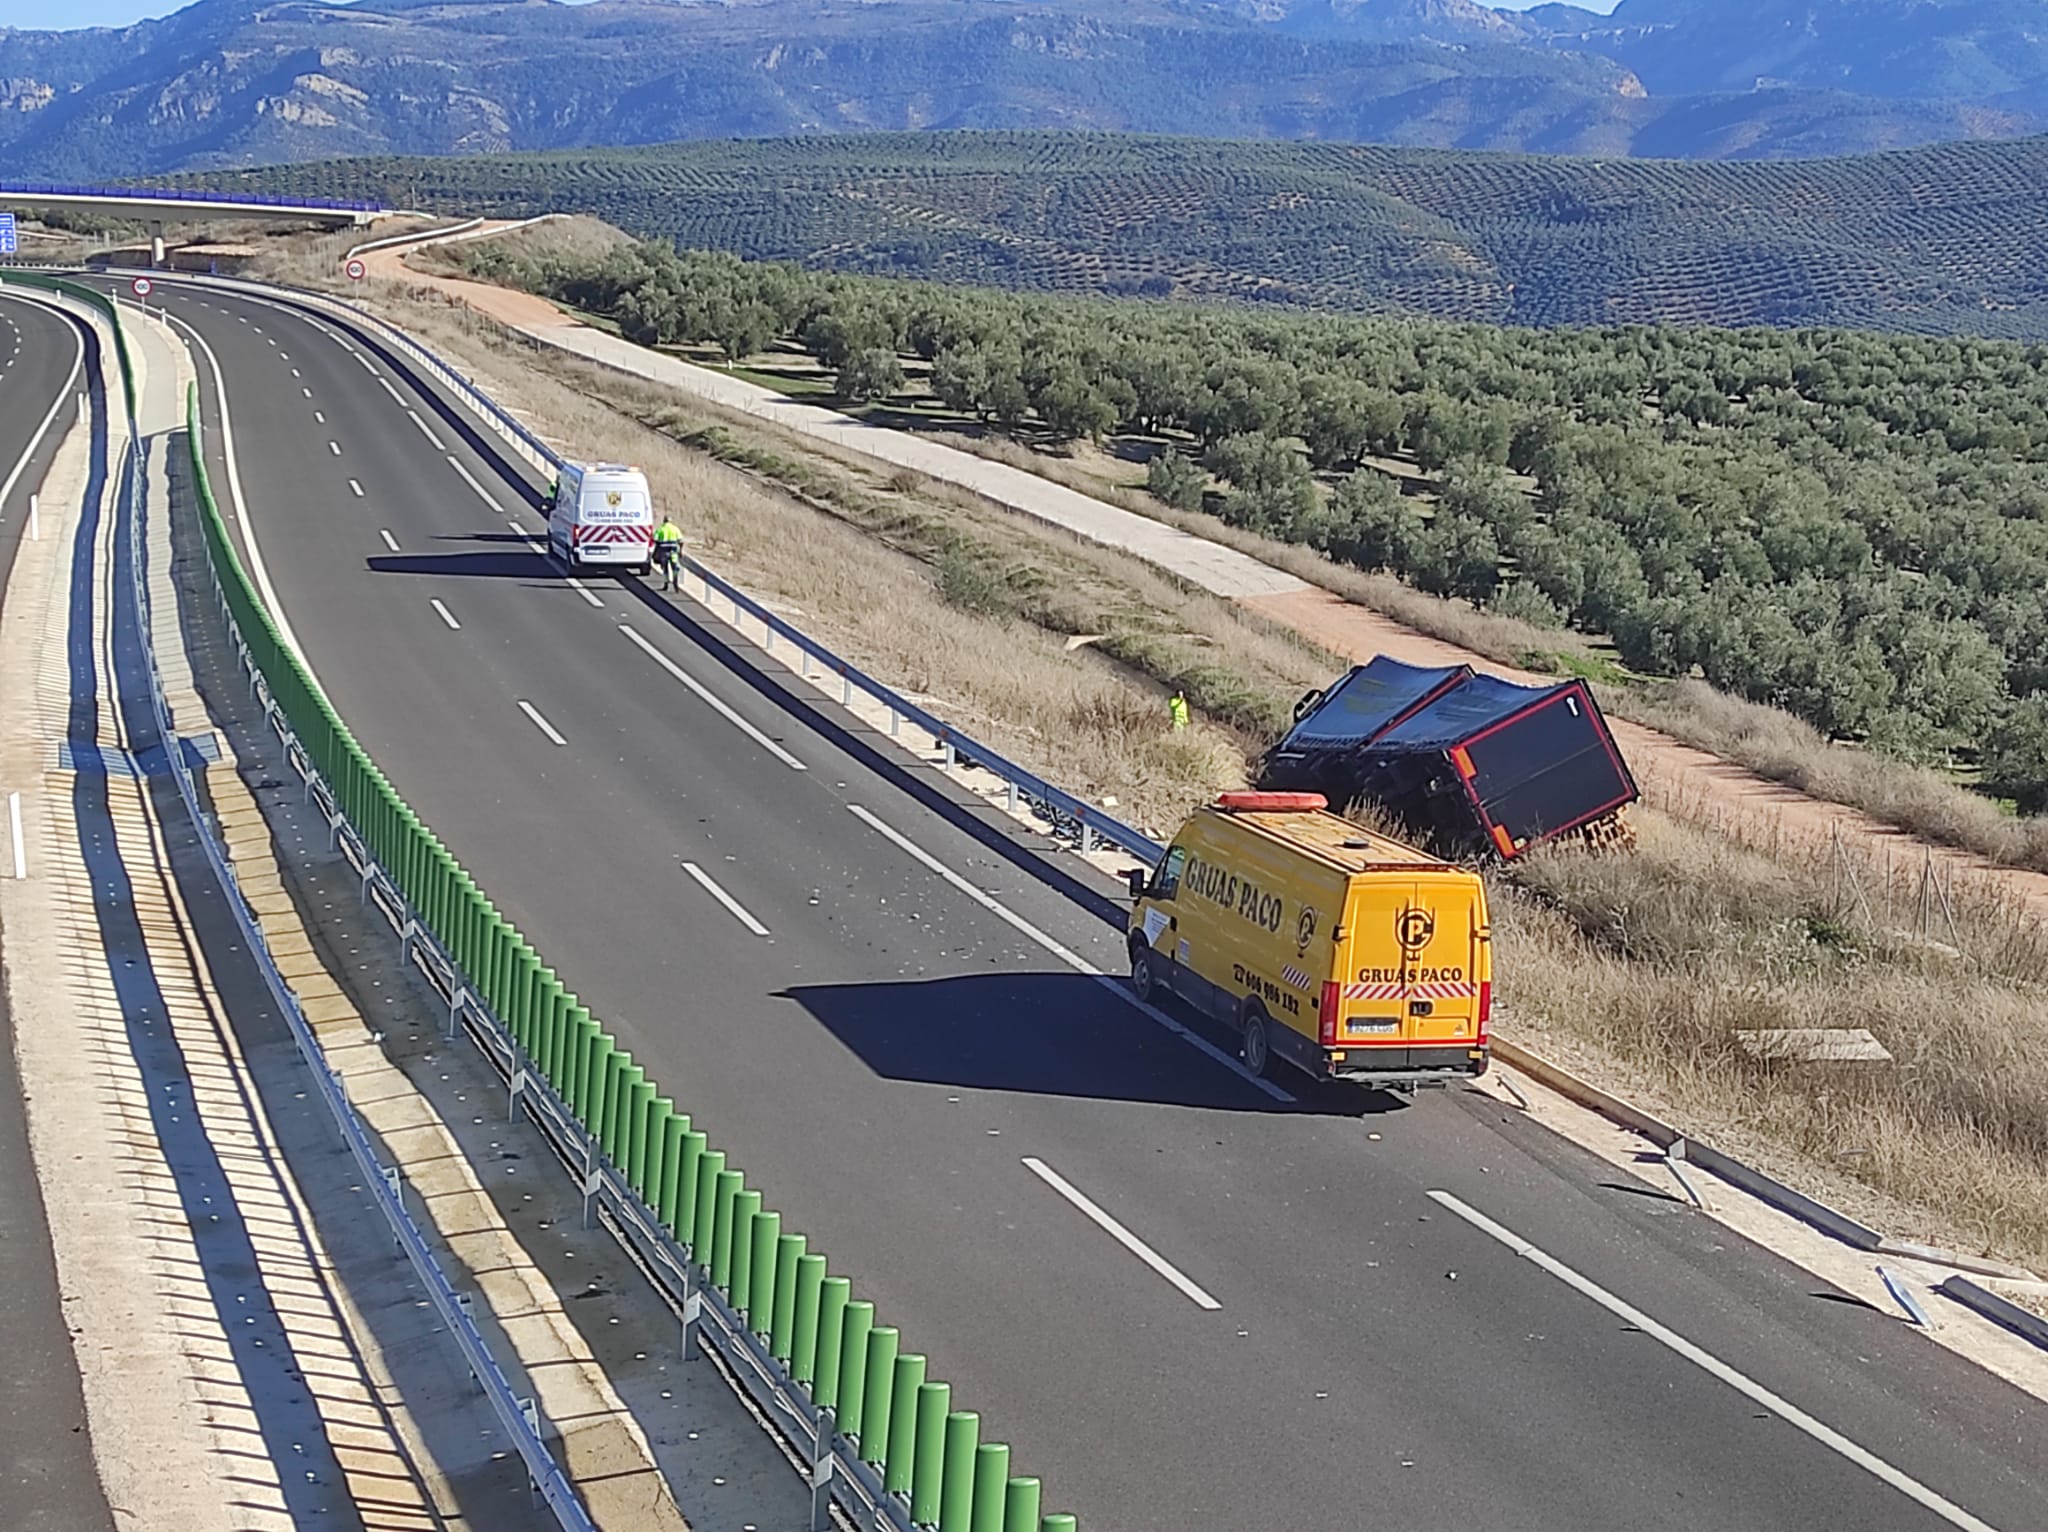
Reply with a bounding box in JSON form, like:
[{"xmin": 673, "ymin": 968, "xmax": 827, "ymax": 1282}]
[
  {"xmin": 367, "ymin": 548, "xmax": 559, "ymax": 580},
  {"xmin": 778, "ymin": 972, "xmax": 1409, "ymax": 1116}
]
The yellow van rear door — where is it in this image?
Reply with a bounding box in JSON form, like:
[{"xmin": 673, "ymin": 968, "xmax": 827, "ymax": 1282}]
[{"xmin": 1336, "ymin": 875, "xmax": 1481, "ymax": 1046}]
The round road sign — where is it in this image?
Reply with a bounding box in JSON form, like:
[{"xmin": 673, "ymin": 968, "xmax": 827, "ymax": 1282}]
[
  {"xmin": 131, "ymin": 276, "xmax": 153, "ymax": 298},
  {"xmin": 345, "ymin": 258, "xmax": 367, "ymax": 281}
]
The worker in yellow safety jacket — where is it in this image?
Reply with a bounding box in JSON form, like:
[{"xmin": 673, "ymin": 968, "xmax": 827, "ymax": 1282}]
[
  {"xmin": 1168, "ymin": 690, "xmax": 1190, "ymax": 732},
  {"xmin": 653, "ymin": 516, "xmax": 684, "ymax": 591}
]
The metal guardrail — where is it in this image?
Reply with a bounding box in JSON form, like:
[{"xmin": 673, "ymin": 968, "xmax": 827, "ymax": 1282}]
[
  {"xmin": 37, "ymin": 281, "xmax": 600, "ymax": 1528},
  {"xmin": 149, "ymin": 268, "xmax": 1168, "ymax": 868},
  {"xmin": 1, "ymin": 180, "xmax": 380, "ymax": 213}
]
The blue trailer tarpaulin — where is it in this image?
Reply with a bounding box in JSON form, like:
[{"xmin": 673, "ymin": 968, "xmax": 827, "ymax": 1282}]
[{"xmin": 1262, "ymin": 656, "xmax": 1638, "ymax": 859}]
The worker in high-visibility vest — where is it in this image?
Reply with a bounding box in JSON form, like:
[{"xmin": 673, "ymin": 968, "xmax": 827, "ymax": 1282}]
[
  {"xmin": 652, "ymin": 515, "xmax": 684, "ymax": 591},
  {"xmin": 1168, "ymin": 690, "xmax": 1190, "ymax": 732}
]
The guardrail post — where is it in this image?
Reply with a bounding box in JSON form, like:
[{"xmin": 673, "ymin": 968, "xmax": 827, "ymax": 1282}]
[
  {"xmin": 446, "ymin": 985, "xmax": 468, "ymax": 1043},
  {"xmin": 679, "ymin": 1247, "xmax": 703, "ymax": 1364},
  {"xmin": 581, "ymin": 1133, "xmax": 602, "ymax": 1230},
  {"xmin": 806, "ymin": 1404, "xmax": 835, "ymax": 1532}
]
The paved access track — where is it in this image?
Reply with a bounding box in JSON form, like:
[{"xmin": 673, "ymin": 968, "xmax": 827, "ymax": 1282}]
[{"xmin": 141, "ymin": 273, "xmax": 2048, "ymax": 1532}]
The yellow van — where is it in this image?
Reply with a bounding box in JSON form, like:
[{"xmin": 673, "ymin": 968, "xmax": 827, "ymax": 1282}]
[{"xmin": 1127, "ymin": 792, "xmax": 1492, "ymax": 1089}]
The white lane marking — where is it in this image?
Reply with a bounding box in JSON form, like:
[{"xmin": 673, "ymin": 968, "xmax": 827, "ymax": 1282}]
[
  {"xmin": 348, "ymin": 479, "xmax": 364, "ymax": 498},
  {"xmin": 844, "ymin": 803, "xmax": 1293, "ymax": 1101},
  {"xmin": 1425, "ymin": 1190, "xmax": 2003, "ymax": 1532},
  {"xmin": 1023, "ymin": 1158, "xmax": 1221, "ymax": 1310},
  {"xmin": 292, "ymin": 369, "xmax": 301, "ymax": 379},
  {"xmin": 8, "ymin": 791, "xmax": 25, "ymax": 879},
  {"xmin": 407, "ymin": 411, "xmax": 445, "ymax": 449},
  {"xmin": 314, "ymin": 410, "xmax": 325, "ymax": 424},
  {"xmin": 355, "ymin": 354, "xmax": 380, "ymax": 378},
  {"xmin": 681, "ymin": 862, "xmax": 771, "ymax": 937},
  {"xmin": 429, "ymin": 598, "xmax": 461, "ymax": 631},
  {"xmin": 619, "ymin": 625, "xmax": 806, "ymax": 770},
  {"xmin": 0, "ymin": 303, "xmax": 85, "ymax": 521},
  {"xmin": 517, "ymin": 700, "xmax": 567, "ymax": 746},
  {"xmin": 378, "ymin": 529, "xmax": 399, "ymax": 552},
  {"xmin": 328, "ymin": 441, "xmax": 341, "ymax": 456},
  {"xmin": 160, "ymin": 307, "xmax": 327, "ymax": 695},
  {"xmin": 448, "ymin": 454, "xmax": 504, "ymax": 514},
  {"xmin": 301, "ymin": 386, "xmax": 311, "ymax": 397},
  {"xmin": 508, "ymin": 519, "xmax": 542, "ymax": 542},
  {"xmin": 378, "ymin": 376, "xmax": 404, "ymax": 404},
  {"xmin": 566, "ymin": 578, "xmax": 604, "ymax": 609}
]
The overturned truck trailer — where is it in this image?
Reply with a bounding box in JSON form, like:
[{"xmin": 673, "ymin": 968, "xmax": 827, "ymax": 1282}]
[{"xmin": 1258, "ymin": 656, "xmax": 1638, "ymax": 860}]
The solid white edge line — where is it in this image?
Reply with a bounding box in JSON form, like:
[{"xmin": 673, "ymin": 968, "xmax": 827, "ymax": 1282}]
[
  {"xmin": 618, "ymin": 624, "xmax": 806, "ymax": 770},
  {"xmin": 8, "ymin": 790, "xmax": 24, "ymax": 879},
  {"xmin": 429, "ymin": 598, "xmax": 461, "ymax": 631},
  {"xmin": 0, "ymin": 298, "xmax": 84, "ymax": 519},
  {"xmin": 407, "ymin": 409, "xmax": 445, "ymax": 450},
  {"xmin": 565, "ymin": 577, "xmax": 604, "ymax": 608},
  {"xmin": 448, "ymin": 454, "xmax": 504, "ymax": 514},
  {"xmin": 517, "ymin": 699, "xmax": 567, "ymax": 746},
  {"xmin": 843, "ymin": 803, "xmax": 1293, "ymax": 1102},
  {"xmin": 378, "ymin": 529, "xmax": 399, "ymax": 552},
  {"xmin": 1425, "ymin": 1190, "xmax": 2004, "ymax": 1532},
  {"xmin": 681, "ymin": 862, "xmax": 772, "ymax": 937},
  {"xmin": 160, "ymin": 302, "xmax": 329, "ymax": 697},
  {"xmin": 1022, "ymin": 1157, "xmax": 1221, "ymax": 1310}
]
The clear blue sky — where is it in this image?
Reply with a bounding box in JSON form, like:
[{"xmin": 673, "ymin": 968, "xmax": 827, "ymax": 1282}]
[{"xmin": 11, "ymin": 0, "xmax": 1620, "ymax": 34}]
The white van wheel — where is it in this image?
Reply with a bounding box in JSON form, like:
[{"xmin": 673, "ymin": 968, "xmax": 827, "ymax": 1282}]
[
  {"xmin": 1130, "ymin": 945, "xmax": 1159, "ymax": 1004},
  {"xmin": 1241, "ymin": 1006, "xmax": 1274, "ymax": 1078}
]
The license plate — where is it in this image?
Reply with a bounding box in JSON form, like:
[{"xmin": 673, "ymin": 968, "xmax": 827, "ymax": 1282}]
[{"xmin": 1348, "ymin": 1018, "xmax": 1400, "ymax": 1035}]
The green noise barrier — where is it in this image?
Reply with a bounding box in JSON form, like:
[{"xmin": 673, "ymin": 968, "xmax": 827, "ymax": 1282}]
[
  {"xmin": 0, "ymin": 270, "xmax": 140, "ymax": 420},
  {"xmin": 182, "ymin": 381, "xmax": 1073, "ymax": 1532}
]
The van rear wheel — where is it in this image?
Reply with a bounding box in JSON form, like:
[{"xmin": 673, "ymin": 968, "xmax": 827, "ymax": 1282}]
[{"xmin": 1241, "ymin": 1005, "xmax": 1275, "ymax": 1079}]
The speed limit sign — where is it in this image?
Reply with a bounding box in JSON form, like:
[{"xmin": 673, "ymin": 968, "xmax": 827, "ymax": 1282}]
[
  {"xmin": 344, "ymin": 258, "xmax": 366, "ymax": 281},
  {"xmin": 131, "ymin": 276, "xmax": 152, "ymax": 297}
]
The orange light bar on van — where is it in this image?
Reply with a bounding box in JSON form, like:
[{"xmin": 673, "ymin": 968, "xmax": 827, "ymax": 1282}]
[
  {"xmin": 1450, "ymin": 745, "xmax": 1476, "ymax": 780},
  {"xmin": 1490, "ymin": 824, "xmax": 1516, "ymax": 858},
  {"xmin": 1318, "ymin": 982, "xmax": 1340, "ymax": 1046}
]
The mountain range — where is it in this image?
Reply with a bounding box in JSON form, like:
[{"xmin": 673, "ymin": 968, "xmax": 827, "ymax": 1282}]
[{"xmin": 3, "ymin": 0, "xmax": 2048, "ymax": 178}]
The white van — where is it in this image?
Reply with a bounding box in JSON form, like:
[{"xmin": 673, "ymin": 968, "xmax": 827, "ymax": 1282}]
[{"xmin": 548, "ymin": 462, "xmax": 655, "ymax": 573}]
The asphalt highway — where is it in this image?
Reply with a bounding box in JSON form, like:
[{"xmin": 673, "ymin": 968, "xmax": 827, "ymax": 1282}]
[
  {"xmin": 0, "ymin": 287, "xmax": 117, "ymax": 1531},
  {"xmin": 142, "ymin": 273, "xmax": 2048, "ymax": 1532}
]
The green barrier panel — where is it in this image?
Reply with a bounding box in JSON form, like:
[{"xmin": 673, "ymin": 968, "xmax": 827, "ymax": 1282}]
[
  {"xmin": 729, "ymin": 1191, "xmax": 763, "ymax": 1306},
  {"xmin": 568, "ymin": 1008, "xmax": 598, "ymax": 1117},
  {"xmin": 813, "ymin": 1277, "xmax": 851, "ymax": 1404},
  {"xmin": 536, "ymin": 973, "xmax": 562, "ymax": 1076},
  {"xmin": 596, "ymin": 1054, "xmax": 627, "ymax": 1159},
  {"xmin": 1003, "ymin": 1480, "xmax": 1042, "ymax": 1532},
  {"xmin": 789, "ymin": 1251, "xmax": 825, "ymax": 1377},
  {"xmin": 884, "ymin": 1353, "xmax": 927, "ymax": 1494},
  {"xmin": 513, "ymin": 947, "xmax": 540, "ymax": 1051},
  {"xmin": 1041, "ymin": 1516, "xmax": 1076, "ymax": 1532},
  {"xmin": 940, "ymin": 1411, "xmax": 979, "ymax": 1532},
  {"xmin": 710, "ymin": 1169, "xmax": 743, "ymax": 1289},
  {"xmin": 656, "ymin": 1107, "xmax": 687, "ymax": 1231},
  {"xmin": 627, "ymin": 1078, "xmax": 656, "ymax": 1193},
  {"xmin": 676, "ymin": 1130, "xmax": 707, "ymax": 1247},
  {"xmin": 746, "ymin": 1209, "xmax": 780, "ymax": 1330},
  {"xmin": 853, "ymin": 1320, "xmax": 894, "ymax": 1459},
  {"xmin": 971, "ymin": 1444, "xmax": 1010, "ymax": 1532},
  {"xmin": 692, "ymin": 1151, "xmax": 726, "ymax": 1272},
  {"xmin": 770, "ymin": 1233, "xmax": 804, "ymax": 1357},
  {"xmin": 910, "ymin": 1379, "xmax": 949, "ymax": 1520}
]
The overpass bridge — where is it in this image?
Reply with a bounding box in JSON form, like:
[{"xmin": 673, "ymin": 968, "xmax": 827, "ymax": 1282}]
[{"xmin": 0, "ymin": 183, "xmax": 383, "ymax": 263}]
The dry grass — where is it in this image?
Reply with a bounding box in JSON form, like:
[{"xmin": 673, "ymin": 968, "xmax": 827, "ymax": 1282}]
[
  {"xmin": 408, "ymin": 214, "xmax": 632, "ymax": 276},
  {"xmin": 316, "ymin": 258, "xmax": 2048, "ymax": 1275},
  {"xmin": 1500, "ymin": 811, "xmax": 2048, "ymax": 1269}
]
